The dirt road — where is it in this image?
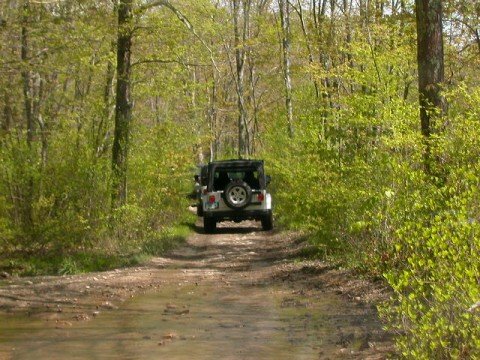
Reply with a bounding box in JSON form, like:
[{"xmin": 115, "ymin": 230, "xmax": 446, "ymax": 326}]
[{"xmin": 0, "ymin": 221, "xmax": 393, "ymax": 359}]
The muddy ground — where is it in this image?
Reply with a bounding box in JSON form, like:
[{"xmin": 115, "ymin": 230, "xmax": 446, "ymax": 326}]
[{"xmin": 0, "ymin": 221, "xmax": 394, "ymax": 359}]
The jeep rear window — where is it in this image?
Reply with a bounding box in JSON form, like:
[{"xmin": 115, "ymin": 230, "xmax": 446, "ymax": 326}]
[{"xmin": 213, "ymin": 169, "xmax": 260, "ymax": 191}]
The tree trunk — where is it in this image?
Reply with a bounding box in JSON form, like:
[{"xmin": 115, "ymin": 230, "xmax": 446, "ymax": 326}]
[
  {"xmin": 2, "ymin": 91, "xmax": 13, "ymax": 133},
  {"xmin": 279, "ymin": 0, "xmax": 294, "ymax": 137},
  {"xmin": 233, "ymin": 0, "xmax": 249, "ymax": 158},
  {"xmin": 415, "ymin": 0, "xmax": 445, "ymax": 171},
  {"xmin": 209, "ymin": 66, "xmax": 218, "ymax": 162},
  {"xmin": 96, "ymin": 42, "xmax": 116, "ymax": 157},
  {"xmin": 295, "ymin": 0, "xmax": 320, "ymax": 100},
  {"xmin": 247, "ymin": 56, "xmax": 259, "ymax": 154},
  {"xmin": 20, "ymin": 0, "xmax": 35, "ymax": 235},
  {"xmin": 21, "ymin": 5, "xmax": 34, "ymax": 148},
  {"xmin": 313, "ymin": 0, "xmax": 334, "ymax": 109},
  {"xmin": 111, "ymin": 0, "xmax": 133, "ymax": 208}
]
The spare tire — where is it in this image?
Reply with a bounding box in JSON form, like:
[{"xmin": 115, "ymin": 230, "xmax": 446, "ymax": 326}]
[{"xmin": 223, "ymin": 180, "xmax": 252, "ymax": 210}]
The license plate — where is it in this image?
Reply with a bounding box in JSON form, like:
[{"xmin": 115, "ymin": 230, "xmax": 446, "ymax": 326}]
[{"xmin": 206, "ymin": 202, "xmax": 219, "ymax": 210}]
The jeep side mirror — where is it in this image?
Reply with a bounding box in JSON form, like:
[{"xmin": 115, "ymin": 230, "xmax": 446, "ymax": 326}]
[{"xmin": 265, "ymin": 175, "xmax": 271, "ymax": 186}]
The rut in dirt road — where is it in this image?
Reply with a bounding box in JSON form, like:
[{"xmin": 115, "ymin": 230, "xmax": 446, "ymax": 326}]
[{"xmin": 0, "ymin": 221, "xmax": 393, "ymax": 359}]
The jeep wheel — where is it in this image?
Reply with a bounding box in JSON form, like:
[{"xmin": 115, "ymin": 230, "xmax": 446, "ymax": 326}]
[
  {"xmin": 204, "ymin": 217, "xmax": 216, "ymax": 233},
  {"xmin": 261, "ymin": 211, "xmax": 273, "ymax": 231},
  {"xmin": 223, "ymin": 180, "xmax": 252, "ymax": 210}
]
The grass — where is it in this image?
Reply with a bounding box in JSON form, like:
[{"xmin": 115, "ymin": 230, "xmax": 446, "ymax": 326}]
[{"xmin": 0, "ymin": 222, "xmax": 193, "ymax": 277}]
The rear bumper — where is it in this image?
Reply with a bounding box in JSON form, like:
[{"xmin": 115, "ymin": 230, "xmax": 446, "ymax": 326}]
[{"xmin": 204, "ymin": 209, "xmax": 271, "ymax": 222}]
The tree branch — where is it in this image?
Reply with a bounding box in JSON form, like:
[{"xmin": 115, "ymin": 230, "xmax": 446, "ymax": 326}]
[
  {"xmin": 136, "ymin": 0, "xmax": 219, "ymax": 72},
  {"xmin": 131, "ymin": 58, "xmax": 209, "ymax": 68},
  {"xmin": 137, "ymin": 0, "xmax": 168, "ymax": 13}
]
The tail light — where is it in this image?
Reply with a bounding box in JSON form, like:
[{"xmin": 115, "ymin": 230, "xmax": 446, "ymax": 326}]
[
  {"xmin": 208, "ymin": 195, "xmax": 216, "ymax": 203},
  {"xmin": 257, "ymin": 193, "xmax": 265, "ymax": 202}
]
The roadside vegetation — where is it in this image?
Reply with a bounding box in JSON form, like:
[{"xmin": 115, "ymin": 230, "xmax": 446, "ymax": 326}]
[
  {"xmin": 0, "ymin": 0, "xmax": 478, "ymax": 358},
  {"xmin": 0, "ymin": 113, "xmax": 195, "ymax": 275},
  {"xmin": 264, "ymin": 78, "xmax": 480, "ymax": 360}
]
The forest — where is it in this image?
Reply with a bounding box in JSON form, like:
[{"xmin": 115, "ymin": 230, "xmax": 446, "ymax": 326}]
[{"xmin": 0, "ymin": 0, "xmax": 479, "ymax": 358}]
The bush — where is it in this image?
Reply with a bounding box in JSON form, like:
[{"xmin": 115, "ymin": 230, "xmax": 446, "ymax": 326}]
[
  {"xmin": 379, "ymin": 87, "xmax": 480, "ymax": 359},
  {"xmin": 0, "ymin": 118, "xmax": 196, "ymax": 275},
  {"xmin": 263, "ymin": 84, "xmax": 480, "ymax": 358},
  {"xmin": 382, "ymin": 176, "xmax": 480, "ymax": 359}
]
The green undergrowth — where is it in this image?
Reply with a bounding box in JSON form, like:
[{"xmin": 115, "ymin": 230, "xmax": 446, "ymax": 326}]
[
  {"xmin": 0, "ymin": 118, "xmax": 198, "ymax": 278},
  {"xmin": 0, "ymin": 221, "xmax": 193, "ymax": 277},
  {"xmin": 263, "ymin": 85, "xmax": 480, "ymax": 358}
]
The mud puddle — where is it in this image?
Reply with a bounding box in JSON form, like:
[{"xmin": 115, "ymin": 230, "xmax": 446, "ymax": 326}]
[{"xmin": 0, "ymin": 280, "xmax": 383, "ymax": 359}]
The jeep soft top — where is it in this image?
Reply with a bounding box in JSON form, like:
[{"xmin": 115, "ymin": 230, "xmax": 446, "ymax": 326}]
[{"xmin": 205, "ymin": 159, "xmax": 267, "ymax": 192}]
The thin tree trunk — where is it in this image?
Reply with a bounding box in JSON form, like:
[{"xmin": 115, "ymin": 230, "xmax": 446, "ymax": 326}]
[
  {"xmin": 279, "ymin": 0, "xmax": 294, "ymax": 137},
  {"xmin": 294, "ymin": 0, "xmax": 320, "ymax": 100},
  {"xmin": 313, "ymin": 0, "xmax": 333, "ymax": 109},
  {"xmin": 247, "ymin": 58, "xmax": 260, "ymax": 154},
  {"xmin": 359, "ymin": 0, "xmax": 369, "ymax": 94},
  {"xmin": 96, "ymin": 42, "xmax": 115, "ymax": 156},
  {"xmin": 2, "ymin": 91, "xmax": 13, "ymax": 133},
  {"xmin": 190, "ymin": 67, "xmax": 204, "ymax": 164},
  {"xmin": 233, "ymin": 0, "xmax": 249, "ymax": 157},
  {"xmin": 475, "ymin": 29, "xmax": 480, "ymax": 55},
  {"xmin": 111, "ymin": 0, "xmax": 133, "ymax": 208},
  {"xmin": 343, "ymin": 0, "xmax": 354, "ymax": 93},
  {"xmin": 20, "ymin": 0, "xmax": 34, "ymax": 235},
  {"xmin": 21, "ymin": 6, "xmax": 34, "ymax": 148},
  {"xmin": 209, "ymin": 66, "xmax": 218, "ymax": 162},
  {"xmin": 32, "ymin": 73, "xmax": 47, "ymax": 172}
]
